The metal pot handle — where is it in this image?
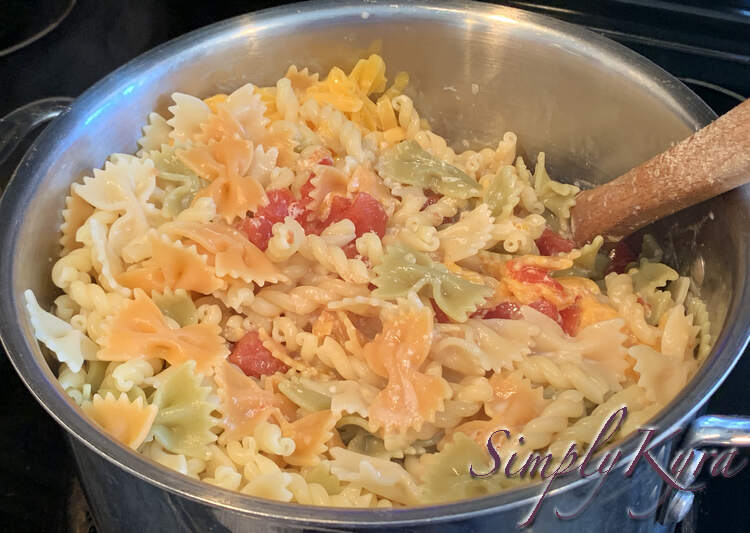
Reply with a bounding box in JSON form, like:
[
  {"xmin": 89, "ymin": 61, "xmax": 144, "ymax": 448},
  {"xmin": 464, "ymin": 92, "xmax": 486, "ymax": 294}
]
[
  {"xmin": 658, "ymin": 414, "xmax": 750, "ymax": 527},
  {"xmin": 0, "ymin": 97, "xmax": 74, "ymax": 171}
]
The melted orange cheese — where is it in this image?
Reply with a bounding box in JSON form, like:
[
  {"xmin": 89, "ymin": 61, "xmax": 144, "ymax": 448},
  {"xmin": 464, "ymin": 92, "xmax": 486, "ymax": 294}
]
[{"xmin": 203, "ymin": 94, "xmax": 228, "ymax": 113}]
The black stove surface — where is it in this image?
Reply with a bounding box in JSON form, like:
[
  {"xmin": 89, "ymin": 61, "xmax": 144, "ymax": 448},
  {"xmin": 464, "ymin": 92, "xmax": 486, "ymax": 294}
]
[{"xmin": 1, "ymin": 1, "xmax": 748, "ymax": 532}]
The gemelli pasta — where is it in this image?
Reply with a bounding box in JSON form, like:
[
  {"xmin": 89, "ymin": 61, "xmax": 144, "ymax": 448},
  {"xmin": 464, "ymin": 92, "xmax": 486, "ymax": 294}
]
[{"xmin": 26, "ymin": 55, "xmax": 710, "ymax": 506}]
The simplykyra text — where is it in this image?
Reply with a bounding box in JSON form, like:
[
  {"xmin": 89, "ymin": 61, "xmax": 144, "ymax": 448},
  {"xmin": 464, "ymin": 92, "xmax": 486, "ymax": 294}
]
[{"xmin": 469, "ymin": 406, "xmax": 747, "ymax": 528}]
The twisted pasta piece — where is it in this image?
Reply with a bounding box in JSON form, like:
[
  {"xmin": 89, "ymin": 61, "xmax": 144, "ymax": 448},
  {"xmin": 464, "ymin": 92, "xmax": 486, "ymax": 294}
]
[
  {"xmin": 329, "ymin": 447, "xmax": 422, "ymax": 505},
  {"xmin": 414, "ymin": 130, "xmax": 457, "ymax": 163},
  {"xmin": 212, "ymin": 279, "xmax": 255, "ymax": 313},
  {"xmin": 547, "ymin": 386, "xmax": 648, "ymax": 457},
  {"xmin": 490, "ymin": 214, "xmax": 546, "ymax": 255},
  {"xmin": 392, "ymin": 95, "xmax": 423, "ymax": 139},
  {"xmin": 385, "ymin": 185, "xmax": 467, "ymax": 252},
  {"xmin": 299, "ymin": 235, "xmax": 370, "ymax": 284},
  {"xmin": 203, "ymin": 465, "xmax": 243, "ymax": 491},
  {"xmin": 320, "ymin": 219, "xmax": 356, "ymax": 247},
  {"xmin": 299, "ymin": 99, "xmax": 368, "ymax": 161},
  {"xmin": 266, "ymin": 217, "xmax": 305, "ymax": 263},
  {"xmin": 390, "ymin": 215, "xmax": 441, "ymax": 252},
  {"xmin": 295, "ymin": 331, "xmax": 378, "ymax": 384},
  {"xmin": 605, "ymin": 273, "xmax": 660, "ymax": 346},
  {"xmin": 57, "ymin": 362, "xmax": 107, "ymax": 405},
  {"xmin": 499, "ymin": 390, "xmax": 585, "ymax": 455},
  {"xmin": 111, "ymin": 358, "xmax": 163, "ymax": 393},
  {"xmin": 515, "ymin": 355, "xmax": 610, "ymax": 404},
  {"xmin": 355, "ymin": 232, "xmax": 384, "ymax": 265},
  {"xmin": 143, "ymin": 441, "xmax": 205, "ymax": 478},
  {"xmin": 253, "ymin": 420, "xmax": 296, "ymax": 456},
  {"xmin": 389, "ymin": 185, "xmax": 426, "ymax": 225},
  {"xmin": 226, "ymin": 279, "xmax": 369, "ymax": 319},
  {"xmin": 52, "ymin": 247, "xmax": 92, "ymax": 291}
]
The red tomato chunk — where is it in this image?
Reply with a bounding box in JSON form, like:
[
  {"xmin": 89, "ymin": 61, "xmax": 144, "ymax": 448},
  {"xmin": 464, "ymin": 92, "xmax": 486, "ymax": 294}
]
[
  {"xmin": 238, "ymin": 189, "xmax": 311, "ymax": 249},
  {"xmin": 228, "ymin": 331, "xmax": 289, "ymax": 378},
  {"xmin": 529, "ymin": 299, "xmax": 560, "ymax": 323},
  {"xmin": 477, "ymin": 301, "xmax": 522, "ymax": 320},
  {"xmin": 238, "ymin": 182, "xmax": 388, "ymax": 250},
  {"xmin": 511, "ymin": 265, "xmax": 564, "ymax": 292},
  {"xmin": 237, "ymin": 216, "xmax": 274, "ymax": 251},
  {"xmin": 535, "ymin": 228, "xmax": 575, "ymax": 255},
  {"xmin": 560, "ymin": 304, "xmax": 581, "ymax": 336},
  {"xmin": 324, "ymin": 193, "xmax": 388, "ymax": 239},
  {"xmin": 257, "ymin": 189, "xmax": 296, "ymax": 223},
  {"xmin": 606, "ymin": 240, "xmax": 637, "ymax": 275}
]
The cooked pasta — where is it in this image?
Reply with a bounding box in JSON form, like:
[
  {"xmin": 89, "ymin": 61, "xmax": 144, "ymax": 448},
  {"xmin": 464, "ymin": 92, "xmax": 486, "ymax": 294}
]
[{"xmin": 27, "ymin": 55, "xmax": 710, "ymax": 508}]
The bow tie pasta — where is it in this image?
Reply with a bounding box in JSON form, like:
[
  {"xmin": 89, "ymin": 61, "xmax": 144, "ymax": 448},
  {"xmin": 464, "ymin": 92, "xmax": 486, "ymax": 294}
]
[{"xmin": 27, "ymin": 55, "xmax": 710, "ymax": 507}]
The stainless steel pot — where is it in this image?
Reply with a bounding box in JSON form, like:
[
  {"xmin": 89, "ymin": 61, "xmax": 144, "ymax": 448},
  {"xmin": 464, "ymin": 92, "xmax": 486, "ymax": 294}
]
[{"xmin": 1, "ymin": 1, "xmax": 749, "ymax": 532}]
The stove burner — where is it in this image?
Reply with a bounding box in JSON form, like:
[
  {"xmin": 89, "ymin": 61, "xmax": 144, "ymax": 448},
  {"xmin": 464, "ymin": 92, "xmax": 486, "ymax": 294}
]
[
  {"xmin": 0, "ymin": 0, "xmax": 75, "ymax": 57},
  {"xmin": 678, "ymin": 77, "xmax": 746, "ymax": 114}
]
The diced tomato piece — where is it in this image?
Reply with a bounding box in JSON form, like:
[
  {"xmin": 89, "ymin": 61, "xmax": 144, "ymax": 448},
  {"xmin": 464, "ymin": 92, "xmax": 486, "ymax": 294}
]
[
  {"xmin": 237, "ymin": 216, "xmax": 274, "ymax": 251},
  {"xmin": 228, "ymin": 331, "xmax": 289, "ymax": 378},
  {"xmin": 297, "ymin": 208, "xmax": 326, "ymax": 235},
  {"xmin": 511, "ymin": 264, "xmax": 564, "ymax": 291},
  {"xmin": 535, "ymin": 228, "xmax": 575, "ymax": 256},
  {"xmin": 529, "ymin": 299, "xmax": 561, "ymax": 323},
  {"xmin": 324, "ymin": 193, "xmax": 388, "ymax": 238},
  {"xmin": 480, "ymin": 301, "xmax": 522, "ymax": 320},
  {"xmin": 560, "ymin": 304, "xmax": 581, "ymax": 336},
  {"xmin": 237, "ymin": 189, "xmax": 301, "ymax": 250},
  {"xmin": 257, "ymin": 189, "xmax": 296, "ymax": 223},
  {"xmin": 421, "ymin": 189, "xmax": 442, "ymax": 210},
  {"xmin": 606, "ymin": 240, "xmax": 637, "ymax": 274},
  {"xmin": 430, "ymin": 300, "xmax": 452, "ymax": 323},
  {"xmin": 323, "ymin": 196, "xmax": 354, "ymax": 226},
  {"xmin": 345, "ymin": 193, "xmax": 388, "ymax": 238},
  {"xmin": 318, "ymin": 157, "xmax": 333, "ymax": 166}
]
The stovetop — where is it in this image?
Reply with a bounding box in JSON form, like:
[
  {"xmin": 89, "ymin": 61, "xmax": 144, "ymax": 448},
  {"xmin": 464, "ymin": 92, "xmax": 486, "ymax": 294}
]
[{"xmin": 1, "ymin": 1, "xmax": 748, "ymax": 532}]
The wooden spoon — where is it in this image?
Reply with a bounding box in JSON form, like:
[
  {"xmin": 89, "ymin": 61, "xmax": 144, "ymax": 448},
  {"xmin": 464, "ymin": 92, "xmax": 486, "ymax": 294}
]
[{"xmin": 570, "ymin": 98, "xmax": 750, "ymax": 247}]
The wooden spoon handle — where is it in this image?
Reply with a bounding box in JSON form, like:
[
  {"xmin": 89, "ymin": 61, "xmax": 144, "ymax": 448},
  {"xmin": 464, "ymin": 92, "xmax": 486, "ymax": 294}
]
[{"xmin": 571, "ymin": 98, "xmax": 750, "ymax": 247}]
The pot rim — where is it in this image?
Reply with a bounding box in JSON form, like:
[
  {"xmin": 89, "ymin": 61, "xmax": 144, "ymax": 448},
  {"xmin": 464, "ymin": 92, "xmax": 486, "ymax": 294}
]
[{"xmin": 1, "ymin": 0, "xmax": 747, "ymax": 527}]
